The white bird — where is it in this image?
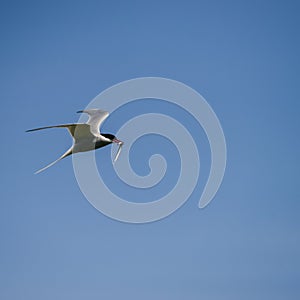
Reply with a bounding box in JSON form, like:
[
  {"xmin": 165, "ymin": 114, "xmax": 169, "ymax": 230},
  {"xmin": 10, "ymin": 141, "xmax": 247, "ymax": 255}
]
[{"xmin": 26, "ymin": 109, "xmax": 123, "ymax": 174}]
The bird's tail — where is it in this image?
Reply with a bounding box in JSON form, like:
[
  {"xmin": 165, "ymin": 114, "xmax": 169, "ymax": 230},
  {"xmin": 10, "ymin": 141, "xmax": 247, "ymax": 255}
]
[{"xmin": 35, "ymin": 147, "xmax": 73, "ymax": 174}]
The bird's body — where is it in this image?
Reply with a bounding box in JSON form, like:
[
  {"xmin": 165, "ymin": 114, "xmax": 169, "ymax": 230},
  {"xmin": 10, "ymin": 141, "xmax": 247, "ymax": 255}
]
[{"xmin": 26, "ymin": 109, "xmax": 123, "ymax": 174}]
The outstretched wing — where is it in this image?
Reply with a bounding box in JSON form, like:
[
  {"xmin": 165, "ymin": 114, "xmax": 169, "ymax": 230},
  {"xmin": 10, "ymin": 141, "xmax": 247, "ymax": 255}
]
[
  {"xmin": 77, "ymin": 109, "xmax": 109, "ymax": 136},
  {"xmin": 26, "ymin": 123, "xmax": 93, "ymax": 140}
]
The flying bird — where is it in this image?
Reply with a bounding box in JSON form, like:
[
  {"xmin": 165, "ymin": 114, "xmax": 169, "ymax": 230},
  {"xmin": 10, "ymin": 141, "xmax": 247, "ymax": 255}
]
[{"xmin": 26, "ymin": 109, "xmax": 123, "ymax": 174}]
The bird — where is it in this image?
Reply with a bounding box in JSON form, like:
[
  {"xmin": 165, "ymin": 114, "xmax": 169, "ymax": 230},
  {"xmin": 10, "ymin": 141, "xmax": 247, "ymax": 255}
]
[{"xmin": 26, "ymin": 109, "xmax": 123, "ymax": 174}]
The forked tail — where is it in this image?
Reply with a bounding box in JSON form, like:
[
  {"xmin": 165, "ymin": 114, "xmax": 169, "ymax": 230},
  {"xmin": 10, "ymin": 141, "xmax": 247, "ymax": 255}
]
[{"xmin": 35, "ymin": 147, "xmax": 73, "ymax": 174}]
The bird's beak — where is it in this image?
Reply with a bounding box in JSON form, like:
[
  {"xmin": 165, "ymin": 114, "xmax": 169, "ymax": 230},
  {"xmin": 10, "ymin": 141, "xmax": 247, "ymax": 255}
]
[{"xmin": 113, "ymin": 138, "xmax": 123, "ymax": 145}]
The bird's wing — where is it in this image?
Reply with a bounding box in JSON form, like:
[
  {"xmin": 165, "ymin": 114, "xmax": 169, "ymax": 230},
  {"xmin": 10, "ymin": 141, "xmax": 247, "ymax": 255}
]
[
  {"xmin": 26, "ymin": 124, "xmax": 93, "ymax": 140},
  {"xmin": 34, "ymin": 146, "xmax": 73, "ymax": 174},
  {"xmin": 77, "ymin": 109, "xmax": 109, "ymax": 136}
]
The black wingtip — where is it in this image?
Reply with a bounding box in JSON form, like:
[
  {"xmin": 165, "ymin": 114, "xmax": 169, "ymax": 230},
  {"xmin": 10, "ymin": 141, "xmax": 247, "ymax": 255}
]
[{"xmin": 77, "ymin": 110, "xmax": 83, "ymax": 113}]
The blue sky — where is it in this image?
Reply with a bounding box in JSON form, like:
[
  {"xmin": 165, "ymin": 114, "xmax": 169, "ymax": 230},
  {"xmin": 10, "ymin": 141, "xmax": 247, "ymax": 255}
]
[{"xmin": 1, "ymin": 0, "xmax": 299, "ymax": 299}]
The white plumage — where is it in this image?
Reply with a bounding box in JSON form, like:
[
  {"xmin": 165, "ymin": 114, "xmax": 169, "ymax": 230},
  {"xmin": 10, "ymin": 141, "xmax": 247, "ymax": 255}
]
[{"xmin": 27, "ymin": 109, "xmax": 123, "ymax": 174}]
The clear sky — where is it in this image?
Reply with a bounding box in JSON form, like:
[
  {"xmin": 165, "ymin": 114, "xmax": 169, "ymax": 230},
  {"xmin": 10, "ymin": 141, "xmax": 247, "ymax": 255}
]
[{"xmin": 1, "ymin": 0, "xmax": 299, "ymax": 299}]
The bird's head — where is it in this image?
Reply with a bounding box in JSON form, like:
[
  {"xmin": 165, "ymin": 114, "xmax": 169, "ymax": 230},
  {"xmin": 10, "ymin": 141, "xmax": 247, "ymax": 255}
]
[
  {"xmin": 102, "ymin": 133, "xmax": 124, "ymax": 163},
  {"xmin": 102, "ymin": 133, "xmax": 123, "ymax": 145}
]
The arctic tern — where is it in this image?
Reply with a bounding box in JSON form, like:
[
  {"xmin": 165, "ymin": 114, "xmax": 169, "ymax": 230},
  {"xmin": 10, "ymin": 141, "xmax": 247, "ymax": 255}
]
[{"xmin": 26, "ymin": 109, "xmax": 123, "ymax": 174}]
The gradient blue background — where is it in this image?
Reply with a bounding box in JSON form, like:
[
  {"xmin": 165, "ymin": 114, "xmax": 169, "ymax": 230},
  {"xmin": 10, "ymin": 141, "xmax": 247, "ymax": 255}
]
[{"xmin": 1, "ymin": 1, "xmax": 299, "ymax": 299}]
